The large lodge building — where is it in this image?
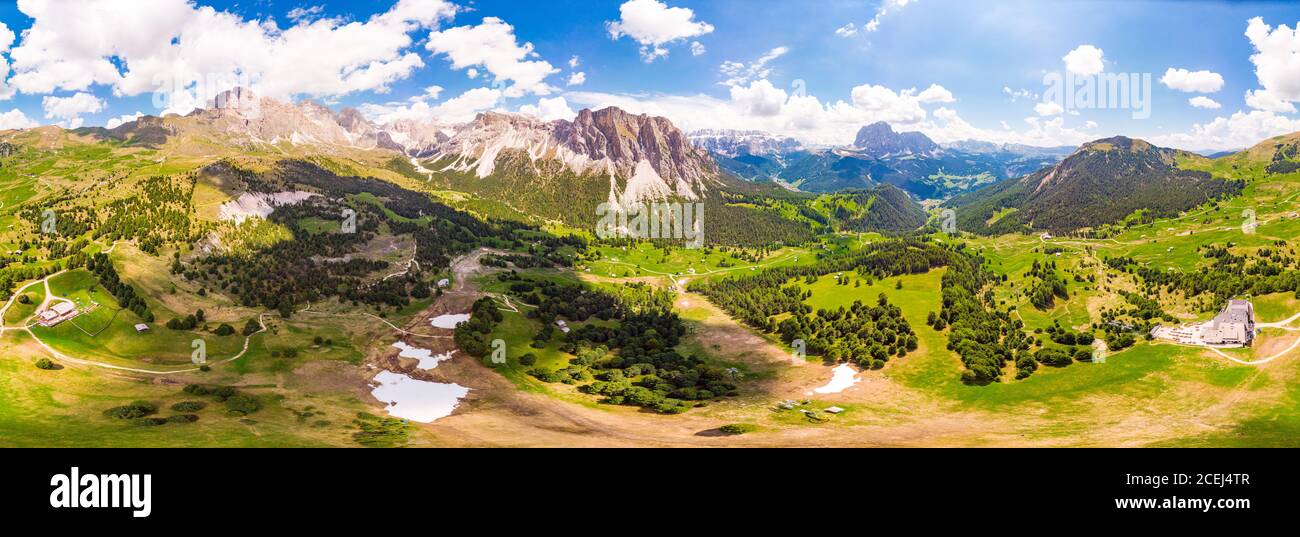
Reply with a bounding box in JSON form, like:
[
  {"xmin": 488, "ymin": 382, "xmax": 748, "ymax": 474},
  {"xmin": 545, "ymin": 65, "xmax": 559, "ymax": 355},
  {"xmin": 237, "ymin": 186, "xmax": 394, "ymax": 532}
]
[
  {"xmin": 1152, "ymin": 299, "xmax": 1257, "ymax": 348},
  {"xmin": 1201, "ymin": 300, "xmax": 1256, "ymax": 346}
]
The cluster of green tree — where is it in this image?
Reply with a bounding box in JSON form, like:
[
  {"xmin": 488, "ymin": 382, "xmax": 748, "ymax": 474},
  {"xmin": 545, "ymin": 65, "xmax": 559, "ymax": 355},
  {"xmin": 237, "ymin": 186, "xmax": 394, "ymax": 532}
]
[
  {"xmin": 19, "ymin": 195, "xmax": 97, "ymax": 238},
  {"xmin": 1106, "ymin": 249, "xmax": 1300, "ymax": 312},
  {"xmin": 166, "ymin": 309, "xmax": 205, "ymax": 330},
  {"xmin": 1267, "ymin": 142, "xmax": 1300, "ymax": 175},
  {"xmin": 603, "ymin": 281, "xmax": 676, "ymax": 313},
  {"xmin": 87, "ymin": 253, "xmax": 153, "ymax": 322},
  {"xmin": 703, "ymin": 197, "xmax": 817, "ymax": 248},
  {"xmin": 101, "ymin": 399, "xmax": 200, "ymax": 426},
  {"xmin": 690, "ymin": 239, "xmax": 950, "ymax": 329},
  {"xmin": 1117, "ymin": 291, "xmax": 1175, "ymax": 322},
  {"xmin": 1101, "ymin": 326, "xmax": 1137, "ymax": 351},
  {"xmin": 351, "ymin": 411, "xmax": 412, "ymax": 447},
  {"xmin": 932, "ymin": 248, "xmax": 1024, "ymax": 384},
  {"xmin": 564, "ymin": 313, "xmax": 733, "ymax": 414},
  {"xmin": 187, "ymin": 201, "xmax": 386, "ymax": 312},
  {"xmin": 748, "ymin": 185, "xmax": 928, "ymax": 235},
  {"xmin": 171, "ymin": 401, "xmax": 206, "ymax": 412},
  {"xmin": 453, "ymin": 298, "xmax": 504, "ymax": 359},
  {"xmin": 94, "ymin": 175, "xmax": 203, "ymax": 254},
  {"xmin": 181, "ymin": 384, "xmax": 262, "ymax": 416},
  {"xmin": 516, "ymin": 279, "xmax": 625, "ymax": 322},
  {"xmin": 46, "ymin": 238, "xmax": 90, "ymax": 260},
  {"xmin": 777, "ymin": 294, "xmax": 918, "ymax": 368},
  {"xmin": 1044, "ymin": 321, "xmax": 1095, "ymax": 346},
  {"xmin": 1025, "ymin": 259, "xmax": 1070, "ymax": 310},
  {"xmin": 483, "ymin": 239, "xmax": 584, "ymax": 269},
  {"xmin": 482, "ymin": 253, "xmax": 554, "ymax": 269},
  {"xmin": 1033, "ymin": 346, "xmax": 1094, "ymax": 367},
  {"xmin": 103, "ymin": 400, "xmax": 158, "ymax": 419},
  {"xmin": 499, "ymin": 274, "xmax": 735, "ymax": 413}
]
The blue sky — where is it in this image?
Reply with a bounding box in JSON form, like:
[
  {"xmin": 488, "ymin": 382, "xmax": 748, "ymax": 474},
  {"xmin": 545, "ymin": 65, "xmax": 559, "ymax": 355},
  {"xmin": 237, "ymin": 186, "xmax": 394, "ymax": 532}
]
[{"xmin": 1, "ymin": 0, "xmax": 1298, "ymax": 150}]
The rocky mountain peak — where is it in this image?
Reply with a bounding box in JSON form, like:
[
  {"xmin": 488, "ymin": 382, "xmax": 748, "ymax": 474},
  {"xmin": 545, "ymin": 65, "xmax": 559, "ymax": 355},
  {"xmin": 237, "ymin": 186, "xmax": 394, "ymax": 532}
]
[
  {"xmin": 557, "ymin": 107, "xmax": 716, "ymax": 186},
  {"xmin": 334, "ymin": 107, "xmax": 375, "ymax": 137},
  {"xmin": 1077, "ymin": 136, "xmax": 1152, "ymax": 154},
  {"xmin": 435, "ymin": 105, "xmax": 720, "ymax": 204},
  {"xmin": 853, "ymin": 121, "xmax": 939, "ymax": 157},
  {"xmin": 207, "ymin": 87, "xmax": 263, "ymax": 117}
]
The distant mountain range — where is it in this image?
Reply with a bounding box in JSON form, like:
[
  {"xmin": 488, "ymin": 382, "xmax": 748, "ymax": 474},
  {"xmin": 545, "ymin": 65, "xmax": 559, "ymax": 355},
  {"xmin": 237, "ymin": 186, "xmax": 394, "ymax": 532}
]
[
  {"xmin": 81, "ymin": 86, "xmax": 457, "ymax": 158},
  {"xmin": 689, "ymin": 122, "xmax": 1075, "ymax": 200},
  {"xmin": 63, "ymin": 88, "xmax": 1300, "ymax": 243},
  {"xmin": 946, "ymin": 136, "xmax": 1245, "ymax": 234},
  {"xmin": 690, "ymin": 129, "xmax": 806, "ymax": 159}
]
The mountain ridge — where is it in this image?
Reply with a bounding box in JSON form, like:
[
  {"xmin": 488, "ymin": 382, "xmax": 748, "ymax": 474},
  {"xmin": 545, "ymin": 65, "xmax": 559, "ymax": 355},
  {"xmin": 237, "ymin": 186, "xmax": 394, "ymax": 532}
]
[
  {"xmin": 947, "ymin": 135, "xmax": 1244, "ymax": 234},
  {"xmin": 691, "ymin": 122, "xmax": 1074, "ymax": 199}
]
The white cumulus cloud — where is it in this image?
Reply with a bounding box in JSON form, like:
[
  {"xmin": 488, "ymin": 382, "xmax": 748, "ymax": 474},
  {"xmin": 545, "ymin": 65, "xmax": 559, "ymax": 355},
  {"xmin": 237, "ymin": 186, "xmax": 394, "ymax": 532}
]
[
  {"xmin": 1160, "ymin": 68, "xmax": 1224, "ymax": 93},
  {"xmin": 42, "ymin": 91, "xmax": 105, "ymax": 128},
  {"xmin": 426, "ymin": 17, "xmax": 559, "ymax": 98},
  {"xmin": 518, "ymin": 96, "xmax": 576, "ymax": 121},
  {"xmin": 1188, "ymin": 96, "xmax": 1222, "ymax": 109},
  {"xmin": 916, "ymin": 84, "xmax": 955, "ymax": 104},
  {"xmin": 1063, "ymin": 45, "xmax": 1104, "ymax": 76},
  {"xmin": 1152, "ymin": 109, "xmax": 1300, "ymax": 151},
  {"xmin": 1245, "ymin": 89, "xmax": 1297, "ymax": 113},
  {"xmin": 105, "ymin": 111, "xmax": 143, "ymax": 128},
  {"xmin": 360, "ymin": 86, "xmax": 503, "ymax": 125},
  {"xmin": 729, "ymin": 79, "xmax": 787, "ymax": 117},
  {"xmin": 1245, "ymin": 17, "xmax": 1300, "ymax": 110},
  {"xmin": 7, "ymin": 0, "xmax": 460, "ymax": 114},
  {"xmin": 606, "ymin": 0, "xmax": 714, "ymax": 62},
  {"xmin": 1034, "ymin": 101, "xmax": 1064, "ymax": 116},
  {"xmin": 412, "ymin": 85, "xmax": 444, "ymax": 102},
  {"xmin": 0, "ymin": 108, "xmax": 38, "ymax": 130}
]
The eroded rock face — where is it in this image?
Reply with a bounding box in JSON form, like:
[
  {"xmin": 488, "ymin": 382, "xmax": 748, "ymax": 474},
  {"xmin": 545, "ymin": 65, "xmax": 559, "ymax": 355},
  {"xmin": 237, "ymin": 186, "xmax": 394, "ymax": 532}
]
[
  {"xmin": 561, "ymin": 107, "xmax": 718, "ymax": 189},
  {"xmin": 434, "ymin": 106, "xmax": 721, "ymax": 204}
]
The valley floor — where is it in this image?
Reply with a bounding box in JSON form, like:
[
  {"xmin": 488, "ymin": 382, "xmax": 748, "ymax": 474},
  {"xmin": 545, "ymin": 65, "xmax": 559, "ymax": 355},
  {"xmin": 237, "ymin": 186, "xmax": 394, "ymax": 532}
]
[{"xmin": 7, "ymin": 238, "xmax": 1300, "ymax": 447}]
